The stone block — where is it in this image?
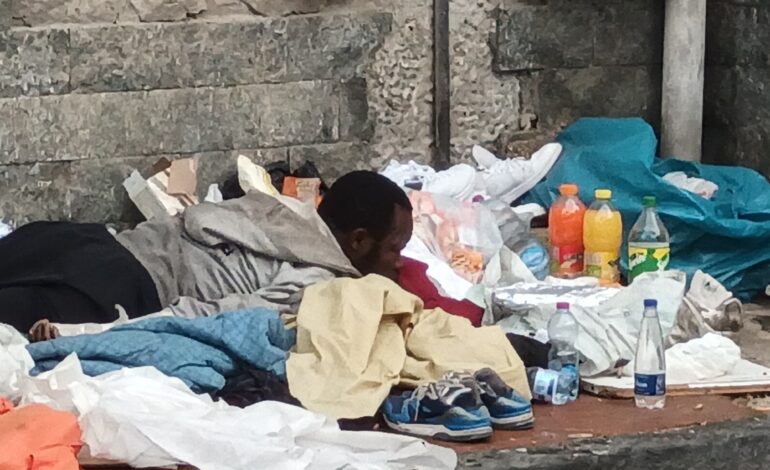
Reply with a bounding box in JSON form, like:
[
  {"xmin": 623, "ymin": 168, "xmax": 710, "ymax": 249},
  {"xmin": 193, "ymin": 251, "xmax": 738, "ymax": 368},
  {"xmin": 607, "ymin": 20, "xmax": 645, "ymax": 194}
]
[
  {"xmin": 732, "ymin": 67, "xmax": 770, "ymax": 130},
  {"xmin": 70, "ymin": 20, "xmax": 287, "ymax": 93},
  {"xmin": 494, "ymin": 4, "xmax": 594, "ymax": 72},
  {"xmin": 11, "ymin": 0, "xmax": 138, "ymax": 27},
  {"xmin": 594, "ymin": 0, "xmax": 664, "ymax": 66},
  {"xmin": 124, "ymin": 88, "xmax": 223, "ymax": 156},
  {"xmin": 704, "ymin": 66, "xmax": 738, "ymax": 127},
  {"xmin": 286, "ymin": 12, "xmax": 392, "ymax": 80},
  {"xmin": 14, "ymin": 92, "xmax": 127, "ymax": 163},
  {"xmin": 0, "ymin": 98, "xmax": 16, "ymax": 162},
  {"xmin": 539, "ymin": 66, "xmax": 661, "ymax": 128},
  {"xmin": 69, "ymin": 157, "xmax": 151, "ymax": 224},
  {"xmin": 0, "ymin": 162, "xmax": 74, "ymax": 224},
  {"xmin": 252, "ymin": 81, "xmax": 339, "ymax": 147},
  {"xmin": 0, "ymin": 28, "xmax": 70, "ymax": 98},
  {"xmin": 241, "ymin": 0, "xmax": 323, "ymax": 16},
  {"xmin": 199, "ymin": 0, "xmax": 250, "ymax": 16},
  {"xmin": 734, "ymin": 124, "xmax": 770, "ymax": 176},
  {"xmin": 339, "ymin": 78, "xmax": 373, "ymax": 140},
  {"xmin": 130, "ymin": 0, "xmax": 206, "ymax": 22},
  {"xmin": 289, "ymin": 141, "xmax": 373, "ymax": 182},
  {"xmin": 0, "ymin": 0, "xmax": 10, "ymax": 30},
  {"xmin": 702, "ymin": 126, "xmax": 737, "ymax": 168}
]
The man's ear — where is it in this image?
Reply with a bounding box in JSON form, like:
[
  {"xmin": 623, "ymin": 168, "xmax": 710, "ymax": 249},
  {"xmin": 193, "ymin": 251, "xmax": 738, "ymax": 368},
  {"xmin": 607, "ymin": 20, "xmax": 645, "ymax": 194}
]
[{"xmin": 349, "ymin": 228, "xmax": 372, "ymax": 252}]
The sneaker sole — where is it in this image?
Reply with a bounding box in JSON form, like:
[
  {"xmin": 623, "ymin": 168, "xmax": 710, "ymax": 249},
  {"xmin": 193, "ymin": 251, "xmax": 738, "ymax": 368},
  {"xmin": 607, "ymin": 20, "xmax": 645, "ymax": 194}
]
[
  {"xmin": 383, "ymin": 416, "xmax": 493, "ymax": 442},
  {"xmin": 490, "ymin": 411, "xmax": 535, "ymax": 431}
]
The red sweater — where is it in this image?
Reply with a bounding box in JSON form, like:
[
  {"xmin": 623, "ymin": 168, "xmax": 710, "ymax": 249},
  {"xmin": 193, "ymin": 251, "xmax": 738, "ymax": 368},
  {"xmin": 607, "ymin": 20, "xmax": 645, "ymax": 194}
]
[{"xmin": 398, "ymin": 257, "xmax": 484, "ymax": 327}]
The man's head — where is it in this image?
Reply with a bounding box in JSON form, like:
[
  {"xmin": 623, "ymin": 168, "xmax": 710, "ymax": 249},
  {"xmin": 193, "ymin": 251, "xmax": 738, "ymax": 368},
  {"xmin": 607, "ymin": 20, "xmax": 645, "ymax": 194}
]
[{"xmin": 318, "ymin": 171, "xmax": 413, "ymax": 281}]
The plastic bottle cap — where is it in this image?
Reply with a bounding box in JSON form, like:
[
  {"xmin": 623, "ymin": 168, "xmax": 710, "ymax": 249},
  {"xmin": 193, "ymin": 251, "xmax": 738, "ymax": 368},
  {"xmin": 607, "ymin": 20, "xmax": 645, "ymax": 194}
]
[
  {"xmin": 644, "ymin": 299, "xmax": 658, "ymax": 308},
  {"xmin": 642, "ymin": 196, "xmax": 656, "ymax": 207},
  {"xmin": 559, "ymin": 184, "xmax": 579, "ymax": 196},
  {"xmin": 556, "ymin": 302, "xmax": 570, "ymax": 310},
  {"xmin": 595, "ymin": 189, "xmax": 612, "ymax": 200}
]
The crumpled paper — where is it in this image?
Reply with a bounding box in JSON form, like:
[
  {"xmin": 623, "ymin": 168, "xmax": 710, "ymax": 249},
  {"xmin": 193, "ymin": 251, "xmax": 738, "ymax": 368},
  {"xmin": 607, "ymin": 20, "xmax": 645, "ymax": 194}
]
[{"xmin": 18, "ymin": 355, "xmax": 456, "ymax": 470}]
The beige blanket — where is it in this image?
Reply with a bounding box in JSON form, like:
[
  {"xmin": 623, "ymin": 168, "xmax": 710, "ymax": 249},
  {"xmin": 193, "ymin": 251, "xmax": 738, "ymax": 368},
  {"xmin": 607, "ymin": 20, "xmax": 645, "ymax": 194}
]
[{"xmin": 287, "ymin": 275, "xmax": 530, "ymax": 419}]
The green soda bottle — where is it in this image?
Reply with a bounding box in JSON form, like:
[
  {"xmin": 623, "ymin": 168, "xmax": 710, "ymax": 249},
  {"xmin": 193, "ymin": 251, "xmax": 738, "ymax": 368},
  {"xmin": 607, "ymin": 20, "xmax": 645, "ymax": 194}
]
[{"xmin": 628, "ymin": 196, "xmax": 670, "ymax": 282}]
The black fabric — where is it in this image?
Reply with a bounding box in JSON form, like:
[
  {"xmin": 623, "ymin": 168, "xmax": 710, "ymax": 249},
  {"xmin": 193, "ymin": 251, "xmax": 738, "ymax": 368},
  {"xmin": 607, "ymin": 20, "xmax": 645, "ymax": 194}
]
[
  {"xmin": 0, "ymin": 221, "xmax": 162, "ymax": 332},
  {"xmin": 507, "ymin": 333, "xmax": 551, "ymax": 369},
  {"xmin": 214, "ymin": 367, "xmax": 300, "ymax": 408}
]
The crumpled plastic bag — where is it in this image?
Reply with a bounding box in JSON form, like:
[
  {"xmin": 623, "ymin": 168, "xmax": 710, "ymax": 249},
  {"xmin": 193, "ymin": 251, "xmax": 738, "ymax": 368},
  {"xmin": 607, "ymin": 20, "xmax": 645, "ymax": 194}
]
[
  {"xmin": 492, "ymin": 271, "xmax": 686, "ymax": 376},
  {"xmin": 635, "ymin": 333, "xmax": 740, "ymax": 382},
  {"xmin": 0, "ymin": 323, "xmax": 34, "ymax": 401},
  {"xmin": 18, "ymin": 355, "xmax": 456, "ymax": 470},
  {"xmin": 409, "ymin": 191, "xmax": 503, "ymax": 284},
  {"xmin": 666, "ymin": 270, "xmax": 743, "ymax": 347}
]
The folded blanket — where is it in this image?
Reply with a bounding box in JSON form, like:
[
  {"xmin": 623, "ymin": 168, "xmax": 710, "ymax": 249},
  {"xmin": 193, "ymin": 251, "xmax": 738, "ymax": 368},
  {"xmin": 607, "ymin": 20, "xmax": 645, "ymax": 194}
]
[{"xmin": 27, "ymin": 308, "xmax": 295, "ymax": 393}]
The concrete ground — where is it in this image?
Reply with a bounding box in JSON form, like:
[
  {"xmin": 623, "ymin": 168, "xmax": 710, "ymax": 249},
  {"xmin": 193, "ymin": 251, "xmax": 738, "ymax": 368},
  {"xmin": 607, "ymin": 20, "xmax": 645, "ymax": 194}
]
[
  {"xmin": 85, "ymin": 302, "xmax": 770, "ymax": 469},
  {"xmin": 449, "ymin": 301, "xmax": 770, "ymax": 469}
]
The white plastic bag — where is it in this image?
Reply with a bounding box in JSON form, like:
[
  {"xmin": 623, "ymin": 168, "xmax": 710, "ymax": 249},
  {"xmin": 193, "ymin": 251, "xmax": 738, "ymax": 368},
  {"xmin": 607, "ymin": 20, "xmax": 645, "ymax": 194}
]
[
  {"xmin": 18, "ymin": 356, "xmax": 456, "ymax": 470},
  {"xmin": 492, "ymin": 271, "xmax": 686, "ymax": 376},
  {"xmin": 0, "ymin": 323, "xmax": 33, "ymax": 401}
]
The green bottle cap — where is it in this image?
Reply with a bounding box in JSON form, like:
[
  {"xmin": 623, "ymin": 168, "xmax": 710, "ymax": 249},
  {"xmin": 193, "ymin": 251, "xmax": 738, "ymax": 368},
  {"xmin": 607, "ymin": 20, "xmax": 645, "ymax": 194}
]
[{"xmin": 642, "ymin": 196, "xmax": 656, "ymax": 207}]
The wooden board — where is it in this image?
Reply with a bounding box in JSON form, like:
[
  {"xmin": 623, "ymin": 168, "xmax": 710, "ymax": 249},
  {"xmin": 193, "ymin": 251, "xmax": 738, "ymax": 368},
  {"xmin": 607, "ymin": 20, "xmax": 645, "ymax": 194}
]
[{"xmin": 583, "ymin": 359, "xmax": 770, "ymax": 399}]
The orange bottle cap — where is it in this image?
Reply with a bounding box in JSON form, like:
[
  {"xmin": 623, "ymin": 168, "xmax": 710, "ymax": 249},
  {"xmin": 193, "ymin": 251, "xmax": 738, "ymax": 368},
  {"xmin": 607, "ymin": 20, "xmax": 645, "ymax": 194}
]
[{"xmin": 559, "ymin": 184, "xmax": 579, "ymax": 196}]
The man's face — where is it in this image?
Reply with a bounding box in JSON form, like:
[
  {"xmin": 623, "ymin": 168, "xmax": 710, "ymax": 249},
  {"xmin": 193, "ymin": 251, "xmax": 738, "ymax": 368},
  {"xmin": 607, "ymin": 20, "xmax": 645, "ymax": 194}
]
[{"xmin": 342, "ymin": 206, "xmax": 413, "ymax": 281}]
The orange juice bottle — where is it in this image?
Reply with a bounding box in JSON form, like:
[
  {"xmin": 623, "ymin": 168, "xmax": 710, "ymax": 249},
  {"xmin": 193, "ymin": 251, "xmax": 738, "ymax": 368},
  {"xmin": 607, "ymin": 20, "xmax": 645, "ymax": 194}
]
[
  {"xmin": 583, "ymin": 189, "xmax": 623, "ymax": 284},
  {"xmin": 549, "ymin": 184, "xmax": 586, "ymax": 278}
]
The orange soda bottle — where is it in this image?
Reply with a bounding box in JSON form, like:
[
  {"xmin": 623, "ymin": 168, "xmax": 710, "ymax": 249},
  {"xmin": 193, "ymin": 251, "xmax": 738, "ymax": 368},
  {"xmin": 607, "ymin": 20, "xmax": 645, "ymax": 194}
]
[{"xmin": 548, "ymin": 184, "xmax": 587, "ymax": 278}]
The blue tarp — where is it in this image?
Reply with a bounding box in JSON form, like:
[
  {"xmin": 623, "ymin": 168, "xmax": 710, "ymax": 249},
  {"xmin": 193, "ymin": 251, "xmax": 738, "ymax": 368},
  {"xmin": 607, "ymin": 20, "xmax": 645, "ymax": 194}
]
[
  {"xmin": 525, "ymin": 118, "xmax": 770, "ymax": 299},
  {"xmin": 27, "ymin": 308, "xmax": 296, "ymax": 393}
]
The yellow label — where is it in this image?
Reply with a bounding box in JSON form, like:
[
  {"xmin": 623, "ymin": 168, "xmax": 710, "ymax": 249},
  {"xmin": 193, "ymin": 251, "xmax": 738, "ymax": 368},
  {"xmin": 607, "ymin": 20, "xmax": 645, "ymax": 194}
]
[
  {"xmin": 629, "ymin": 244, "xmax": 670, "ymax": 281},
  {"xmin": 585, "ymin": 251, "xmax": 620, "ymax": 283}
]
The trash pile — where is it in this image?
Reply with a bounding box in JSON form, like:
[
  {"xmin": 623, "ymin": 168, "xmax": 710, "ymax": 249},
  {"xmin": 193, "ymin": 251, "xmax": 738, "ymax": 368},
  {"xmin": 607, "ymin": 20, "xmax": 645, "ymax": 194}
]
[{"xmin": 3, "ymin": 117, "xmax": 770, "ymax": 469}]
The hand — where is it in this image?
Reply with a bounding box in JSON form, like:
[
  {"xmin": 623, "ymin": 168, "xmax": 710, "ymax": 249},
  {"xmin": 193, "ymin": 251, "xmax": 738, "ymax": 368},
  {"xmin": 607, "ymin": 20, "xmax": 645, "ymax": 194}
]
[{"xmin": 29, "ymin": 319, "xmax": 60, "ymax": 342}]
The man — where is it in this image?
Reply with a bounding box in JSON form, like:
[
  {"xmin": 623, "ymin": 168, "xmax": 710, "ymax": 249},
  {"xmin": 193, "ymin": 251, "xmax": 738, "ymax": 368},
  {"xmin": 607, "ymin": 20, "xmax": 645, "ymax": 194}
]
[{"xmin": 0, "ymin": 171, "xmax": 413, "ymax": 336}]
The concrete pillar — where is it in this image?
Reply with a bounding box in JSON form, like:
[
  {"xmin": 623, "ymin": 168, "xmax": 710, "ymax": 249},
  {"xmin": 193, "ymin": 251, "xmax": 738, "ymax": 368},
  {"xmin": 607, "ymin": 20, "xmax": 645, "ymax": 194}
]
[{"xmin": 661, "ymin": 0, "xmax": 707, "ymax": 162}]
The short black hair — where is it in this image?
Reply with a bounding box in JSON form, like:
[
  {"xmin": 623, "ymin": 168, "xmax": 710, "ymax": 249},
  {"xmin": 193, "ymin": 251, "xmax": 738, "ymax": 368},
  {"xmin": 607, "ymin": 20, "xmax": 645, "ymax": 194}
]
[{"xmin": 318, "ymin": 171, "xmax": 412, "ymax": 240}]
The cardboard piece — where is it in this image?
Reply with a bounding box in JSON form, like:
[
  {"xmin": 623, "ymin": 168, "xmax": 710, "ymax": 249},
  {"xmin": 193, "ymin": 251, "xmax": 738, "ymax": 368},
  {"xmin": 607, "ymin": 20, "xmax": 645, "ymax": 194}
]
[{"xmin": 167, "ymin": 159, "xmax": 198, "ymax": 197}]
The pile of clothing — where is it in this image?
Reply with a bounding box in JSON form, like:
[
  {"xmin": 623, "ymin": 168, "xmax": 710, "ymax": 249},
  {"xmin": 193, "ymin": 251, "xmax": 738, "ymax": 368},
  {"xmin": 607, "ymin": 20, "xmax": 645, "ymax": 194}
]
[{"xmin": 1, "ymin": 304, "xmax": 460, "ymax": 469}]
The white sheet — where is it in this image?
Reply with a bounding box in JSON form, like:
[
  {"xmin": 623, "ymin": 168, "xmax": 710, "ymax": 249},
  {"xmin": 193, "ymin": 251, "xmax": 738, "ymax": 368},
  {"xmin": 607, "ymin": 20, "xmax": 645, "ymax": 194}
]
[{"xmin": 17, "ymin": 354, "xmax": 456, "ymax": 470}]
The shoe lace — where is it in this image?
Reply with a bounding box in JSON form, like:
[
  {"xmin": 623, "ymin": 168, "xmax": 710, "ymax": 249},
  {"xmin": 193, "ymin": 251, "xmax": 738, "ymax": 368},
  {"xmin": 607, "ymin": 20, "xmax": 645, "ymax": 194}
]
[{"xmin": 487, "ymin": 157, "xmax": 530, "ymax": 176}]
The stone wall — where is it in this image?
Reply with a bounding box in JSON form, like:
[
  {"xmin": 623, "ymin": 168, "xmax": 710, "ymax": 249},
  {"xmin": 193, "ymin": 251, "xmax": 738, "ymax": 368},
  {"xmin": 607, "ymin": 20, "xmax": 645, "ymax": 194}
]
[
  {"xmin": 705, "ymin": 0, "xmax": 770, "ymax": 176},
  {"xmin": 9, "ymin": 0, "xmax": 752, "ymax": 227}
]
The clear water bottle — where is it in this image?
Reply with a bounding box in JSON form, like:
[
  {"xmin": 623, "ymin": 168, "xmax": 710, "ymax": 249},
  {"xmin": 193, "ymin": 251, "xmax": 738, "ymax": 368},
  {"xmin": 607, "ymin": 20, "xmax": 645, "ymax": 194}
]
[
  {"xmin": 628, "ymin": 196, "xmax": 670, "ymax": 282},
  {"xmin": 526, "ymin": 367, "xmax": 573, "ymax": 405},
  {"xmin": 547, "ymin": 302, "xmax": 580, "ymax": 404},
  {"xmin": 634, "ymin": 299, "xmax": 667, "ymax": 409}
]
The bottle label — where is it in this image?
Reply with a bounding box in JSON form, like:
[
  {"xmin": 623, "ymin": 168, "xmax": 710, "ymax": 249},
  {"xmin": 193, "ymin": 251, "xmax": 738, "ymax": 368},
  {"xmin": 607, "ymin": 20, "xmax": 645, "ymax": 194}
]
[
  {"xmin": 532, "ymin": 369, "xmax": 559, "ymax": 402},
  {"xmin": 634, "ymin": 373, "xmax": 666, "ymax": 396},
  {"xmin": 584, "ymin": 251, "xmax": 620, "ymax": 283},
  {"xmin": 551, "ymin": 244, "xmax": 584, "ymax": 276},
  {"xmin": 629, "ymin": 245, "xmax": 670, "ymax": 281}
]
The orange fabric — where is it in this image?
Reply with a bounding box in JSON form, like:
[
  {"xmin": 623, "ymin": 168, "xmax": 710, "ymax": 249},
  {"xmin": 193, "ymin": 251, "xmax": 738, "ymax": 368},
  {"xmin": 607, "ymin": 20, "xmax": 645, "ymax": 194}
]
[{"xmin": 0, "ymin": 403, "xmax": 82, "ymax": 470}]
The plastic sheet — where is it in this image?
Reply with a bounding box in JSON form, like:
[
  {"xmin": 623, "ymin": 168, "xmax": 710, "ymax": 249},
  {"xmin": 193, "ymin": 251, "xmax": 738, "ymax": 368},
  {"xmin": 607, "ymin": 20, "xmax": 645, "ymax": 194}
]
[{"xmin": 526, "ymin": 117, "xmax": 770, "ymax": 299}]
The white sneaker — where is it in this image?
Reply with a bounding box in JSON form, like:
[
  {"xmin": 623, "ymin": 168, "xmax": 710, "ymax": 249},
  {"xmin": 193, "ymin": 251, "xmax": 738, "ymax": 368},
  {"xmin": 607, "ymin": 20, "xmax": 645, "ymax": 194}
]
[
  {"xmin": 480, "ymin": 143, "xmax": 563, "ymax": 205},
  {"xmin": 380, "ymin": 160, "xmax": 436, "ymax": 188},
  {"xmin": 422, "ymin": 163, "xmax": 478, "ymax": 201},
  {"xmin": 472, "ymin": 145, "xmax": 501, "ymax": 170}
]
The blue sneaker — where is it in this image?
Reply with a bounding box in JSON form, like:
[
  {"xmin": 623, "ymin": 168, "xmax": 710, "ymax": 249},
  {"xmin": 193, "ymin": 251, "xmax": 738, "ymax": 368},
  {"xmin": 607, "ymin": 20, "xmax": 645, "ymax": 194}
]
[
  {"xmin": 472, "ymin": 368, "xmax": 534, "ymax": 430},
  {"xmin": 382, "ymin": 381, "xmax": 493, "ymax": 442}
]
